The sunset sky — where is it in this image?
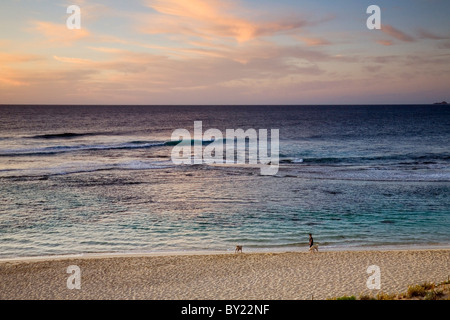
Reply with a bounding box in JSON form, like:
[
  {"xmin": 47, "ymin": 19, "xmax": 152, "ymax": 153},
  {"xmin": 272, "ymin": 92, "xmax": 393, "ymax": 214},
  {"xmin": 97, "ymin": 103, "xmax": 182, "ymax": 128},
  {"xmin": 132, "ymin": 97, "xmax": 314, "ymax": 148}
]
[{"xmin": 1, "ymin": 0, "xmax": 449, "ymax": 104}]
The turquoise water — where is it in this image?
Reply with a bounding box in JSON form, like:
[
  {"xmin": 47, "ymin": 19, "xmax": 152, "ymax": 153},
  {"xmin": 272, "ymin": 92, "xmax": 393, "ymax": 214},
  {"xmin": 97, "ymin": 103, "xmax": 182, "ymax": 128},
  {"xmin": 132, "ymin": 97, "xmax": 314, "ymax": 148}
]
[{"xmin": 0, "ymin": 105, "xmax": 449, "ymax": 258}]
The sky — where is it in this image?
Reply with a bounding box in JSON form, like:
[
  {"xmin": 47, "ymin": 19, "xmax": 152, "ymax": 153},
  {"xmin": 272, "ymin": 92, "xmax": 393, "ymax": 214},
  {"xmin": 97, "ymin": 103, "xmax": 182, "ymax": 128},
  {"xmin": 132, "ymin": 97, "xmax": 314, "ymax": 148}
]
[{"xmin": 0, "ymin": 0, "xmax": 449, "ymax": 105}]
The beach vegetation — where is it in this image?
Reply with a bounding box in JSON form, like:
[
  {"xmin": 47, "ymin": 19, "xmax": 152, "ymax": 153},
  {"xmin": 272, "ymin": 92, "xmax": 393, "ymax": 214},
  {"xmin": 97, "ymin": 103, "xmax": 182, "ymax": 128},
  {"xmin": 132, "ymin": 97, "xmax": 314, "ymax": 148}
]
[
  {"xmin": 358, "ymin": 294, "xmax": 376, "ymax": 300},
  {"xmin": 375, "ymin": 292, "xmax": 397, "ymax": 300},
  {"xmin": 406, "ymin": 282, "xmax": 437, "ymax": 298},
  {"xmin": 406, "ymin": 285, "xmax": 426, "ymax": 298},
  {"xmin": 335, "ymin": 295, "xmax": 357, "ymax": 300},
  {"xmin": 330, "ymin": 277, "xmax": 450, "ymax": 300},
  {"xmin": 424, "ymin": 290, "xmax": 444, "ymax": 300},
  {"xmin": 419, "ymin": 282, "xmax": 435, "ymax": 290},
  {"xmin": 441, "ymin": 276, "xmax": 450, "ymax": 285}
]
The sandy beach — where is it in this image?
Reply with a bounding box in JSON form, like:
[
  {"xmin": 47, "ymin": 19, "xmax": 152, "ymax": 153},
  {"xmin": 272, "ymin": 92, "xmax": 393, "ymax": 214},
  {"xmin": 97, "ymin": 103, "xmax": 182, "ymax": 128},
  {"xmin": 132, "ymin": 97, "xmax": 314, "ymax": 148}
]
[{"xmin": 0, "ymin": 248, "xmax": 448, "ymax": 300}]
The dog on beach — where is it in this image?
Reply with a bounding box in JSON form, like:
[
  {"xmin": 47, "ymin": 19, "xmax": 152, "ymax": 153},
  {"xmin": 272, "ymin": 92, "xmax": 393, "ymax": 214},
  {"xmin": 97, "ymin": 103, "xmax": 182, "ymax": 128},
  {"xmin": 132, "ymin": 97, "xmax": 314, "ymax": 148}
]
[
  {"xmin": 309, "ymin": 244, "xmax": 319, "ymax": 253},
  {"xmin": 235, "ymin": 245, "xmax": 243, "ymax": 253}
]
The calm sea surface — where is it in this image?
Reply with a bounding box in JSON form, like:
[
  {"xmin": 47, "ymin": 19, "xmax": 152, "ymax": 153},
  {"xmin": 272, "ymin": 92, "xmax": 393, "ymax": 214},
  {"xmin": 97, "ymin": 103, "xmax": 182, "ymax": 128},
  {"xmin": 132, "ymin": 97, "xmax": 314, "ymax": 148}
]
[{"xmin": 0, "ymin": 105, "xmax": 449, "ymax": 258}]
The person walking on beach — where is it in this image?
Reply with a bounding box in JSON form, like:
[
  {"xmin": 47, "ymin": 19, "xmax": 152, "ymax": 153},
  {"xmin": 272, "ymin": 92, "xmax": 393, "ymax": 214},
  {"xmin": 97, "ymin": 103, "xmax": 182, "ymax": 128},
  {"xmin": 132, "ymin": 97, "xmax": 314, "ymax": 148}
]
[{"xmin": 308, "ymin": 233, "xmax": 319, "ymax": 252}]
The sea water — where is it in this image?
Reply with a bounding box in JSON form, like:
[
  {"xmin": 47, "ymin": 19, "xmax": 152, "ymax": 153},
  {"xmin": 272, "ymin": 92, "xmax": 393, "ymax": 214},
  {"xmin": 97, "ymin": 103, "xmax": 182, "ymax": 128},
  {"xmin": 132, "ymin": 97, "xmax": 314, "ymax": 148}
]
[{"xmin": 0, "ymin": 105, "xmax": 449, "ymax": 258}]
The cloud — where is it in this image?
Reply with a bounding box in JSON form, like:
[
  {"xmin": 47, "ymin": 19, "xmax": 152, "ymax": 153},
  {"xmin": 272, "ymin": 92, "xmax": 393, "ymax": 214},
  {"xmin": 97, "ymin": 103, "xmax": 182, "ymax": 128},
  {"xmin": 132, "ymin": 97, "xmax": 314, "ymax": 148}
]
[
  {"xmin": 2, "ymin": 40, "xmax": 338, "ymax": 103},
  {"xmin": 364, "ymin": 65, "xmax": 382, "ymax": 73},
  {"xmin": 0, "ymin": 51, "xmax": 44, "ymax": 86},
  {"xmin": 0, "ymin": 52, "xmax": 43, "ymax": 64},
  {"xmin": 381, "ymin": 25, "xmax": 415, "ymax": 42},
  {"xmin": 53, "ymin": 55, "xmax": 94, "ymax": 64},
  {"xmin": 31, "ymin": 21, "xmax": 90, "ymax": 46},
  {"xmin": 377, "ymin": 40, "xmax": 393, "ymax": 46},
  {"xmin": 142, "ymin": 0, "xmax": 309, "ymax": 42},
  {"xmin": 297, "ymin": 37, "xmax": 331, "ymax": 46},
  {"xmin": 438, "ymin": 41, "xmax": 450, "ymax": 49},
  {"xmin": 0, "ymin": 68, "xmax": 30, "ymax": 87},
  {"xmin": 5, "ymin": 1, "xmax": 447, "ymax": 105},
  {"xmin": 417, "ymin": 28, "xmax": 448, "ymax": 40}
]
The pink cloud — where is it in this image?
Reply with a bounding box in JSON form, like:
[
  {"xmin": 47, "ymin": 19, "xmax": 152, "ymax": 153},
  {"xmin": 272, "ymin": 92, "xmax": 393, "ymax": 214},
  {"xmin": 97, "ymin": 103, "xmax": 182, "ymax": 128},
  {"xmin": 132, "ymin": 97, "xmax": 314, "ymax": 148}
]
[
  {"xmin": 381, "ymin": 25, "xmax": 415, "ymax": 42},
  {"xmin": 142, "ymin": 0, "xmax": 308, "ymax": 42}
]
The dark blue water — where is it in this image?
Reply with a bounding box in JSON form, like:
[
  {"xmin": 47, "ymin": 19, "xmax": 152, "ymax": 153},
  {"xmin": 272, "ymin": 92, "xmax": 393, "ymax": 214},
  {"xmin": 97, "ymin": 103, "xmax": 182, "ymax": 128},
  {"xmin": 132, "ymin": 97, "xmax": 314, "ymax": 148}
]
[{"xmin": 0, "ymin": 105, "xmax": 449, "ymax": 258}]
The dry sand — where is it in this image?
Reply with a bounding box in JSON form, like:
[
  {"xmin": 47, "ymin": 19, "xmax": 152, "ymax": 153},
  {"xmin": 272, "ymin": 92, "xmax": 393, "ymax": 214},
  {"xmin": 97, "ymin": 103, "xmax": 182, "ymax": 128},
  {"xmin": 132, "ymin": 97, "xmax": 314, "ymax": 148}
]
[{"xmin": 0, "ymin": 249, "xmax": 449, "ymax": 300}]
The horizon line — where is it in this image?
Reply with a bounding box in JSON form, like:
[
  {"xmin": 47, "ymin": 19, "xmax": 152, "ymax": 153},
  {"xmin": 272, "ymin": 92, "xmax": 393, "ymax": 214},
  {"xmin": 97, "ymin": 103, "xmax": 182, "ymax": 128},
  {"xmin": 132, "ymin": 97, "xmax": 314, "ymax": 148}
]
[{"xmin": 0, "ymin": 103, "xmax": 447, "ymax": 107}]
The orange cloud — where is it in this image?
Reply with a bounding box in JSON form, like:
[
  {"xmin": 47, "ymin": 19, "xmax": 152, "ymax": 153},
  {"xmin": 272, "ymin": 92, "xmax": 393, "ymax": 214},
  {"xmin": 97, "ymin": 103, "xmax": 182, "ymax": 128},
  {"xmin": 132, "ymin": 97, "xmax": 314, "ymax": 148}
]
[
  {"xmin": 149, "ymin": 0, "xmax": 226, "ymax": 19},
  {"xmin": 0, "ymin": 68, "xmax": 29, "ymax": 87},
  {"xmin": 377, "ymin": 40, "xmax": 393, "ymax": 46},
  {"xmin": 53, "ymin": 55, "xmax": 93, "ymax": 64},
  {"xmin": 298, "ymin": 37, "xmax": 331, "ymax": 46},
  {"xmin": 143, "ymin": 0, "xmax": 306, "ymax": 42},
  {"xmin": 31, "ymin": 21, "xmax": 90, "ymax": 46},
  {"xmin": 0, "ymin": 52, "xmax": 42, "ymax": 64}
]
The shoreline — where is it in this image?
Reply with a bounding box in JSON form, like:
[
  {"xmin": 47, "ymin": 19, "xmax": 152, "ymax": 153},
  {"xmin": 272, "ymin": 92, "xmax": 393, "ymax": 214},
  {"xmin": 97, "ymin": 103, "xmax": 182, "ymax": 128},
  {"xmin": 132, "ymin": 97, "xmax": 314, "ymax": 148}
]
[
  {"xmin": 1, "ymin": 248, "xmax": 448, "ymax": 300},
  {"xmin": 1, "ymin": 243, "xmax": 449, "ymax": 263}
]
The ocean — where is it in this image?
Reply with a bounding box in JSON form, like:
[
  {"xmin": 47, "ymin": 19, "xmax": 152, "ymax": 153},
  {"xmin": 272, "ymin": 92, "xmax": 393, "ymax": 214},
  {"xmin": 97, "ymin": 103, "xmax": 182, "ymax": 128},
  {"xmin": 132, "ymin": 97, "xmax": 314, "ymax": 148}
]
[{"xmin": 0, "ymin": 105, "xmax": 449, "ymax": 258}]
